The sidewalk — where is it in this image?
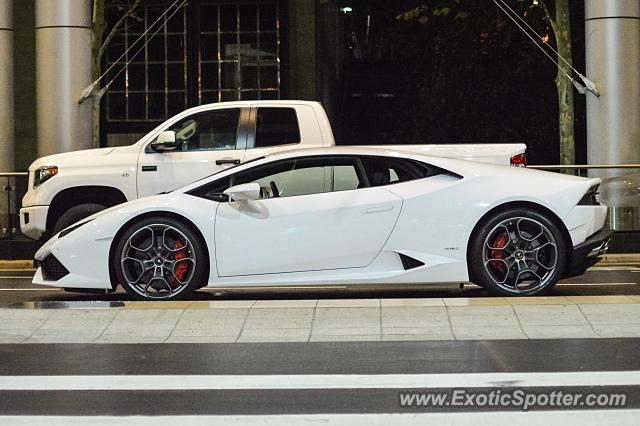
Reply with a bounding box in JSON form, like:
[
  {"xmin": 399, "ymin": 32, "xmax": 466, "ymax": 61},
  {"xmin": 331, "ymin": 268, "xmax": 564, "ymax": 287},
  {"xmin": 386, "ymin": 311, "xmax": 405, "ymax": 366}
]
[{"xmin": 1, "ymin": 295, "xmax": 640, "ymax": 344}]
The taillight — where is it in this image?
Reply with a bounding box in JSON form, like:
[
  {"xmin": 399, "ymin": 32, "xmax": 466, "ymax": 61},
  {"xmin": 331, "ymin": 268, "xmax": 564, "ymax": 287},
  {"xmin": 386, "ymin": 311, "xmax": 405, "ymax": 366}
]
[{"xmin": 510, "ymin": 153, "xmax": 527, "ymax": 167}]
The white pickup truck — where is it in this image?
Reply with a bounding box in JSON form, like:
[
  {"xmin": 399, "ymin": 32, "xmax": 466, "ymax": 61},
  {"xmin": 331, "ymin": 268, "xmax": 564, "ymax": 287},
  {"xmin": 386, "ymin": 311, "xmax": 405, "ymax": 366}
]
[{"xmin": 20, "ymin": 100, "xmax": 526, "ymax": 240}]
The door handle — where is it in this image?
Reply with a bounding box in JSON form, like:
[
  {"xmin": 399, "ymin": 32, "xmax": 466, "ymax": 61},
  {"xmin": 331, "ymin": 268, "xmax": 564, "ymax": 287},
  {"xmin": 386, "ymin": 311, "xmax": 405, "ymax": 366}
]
[
  {"xmin": 216, "ymin": 158, "xmax": 241, "ymax": 166},
  {"xmin": 362, "ymin": 205, "xmax": 394, "ymax": 214}
]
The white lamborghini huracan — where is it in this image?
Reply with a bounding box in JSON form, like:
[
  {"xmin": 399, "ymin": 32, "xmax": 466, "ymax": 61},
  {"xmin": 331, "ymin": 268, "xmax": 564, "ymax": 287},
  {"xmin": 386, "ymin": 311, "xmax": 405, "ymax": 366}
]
[{"xmin": 33, "ymin": 147, "xmax": 612, "ymax": 300}]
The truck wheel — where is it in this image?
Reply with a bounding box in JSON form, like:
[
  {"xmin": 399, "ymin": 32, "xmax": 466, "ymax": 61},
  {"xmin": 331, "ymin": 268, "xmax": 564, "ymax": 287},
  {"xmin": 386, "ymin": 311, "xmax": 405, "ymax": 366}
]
[{"xmin": 53, "ymin": 203, "xmax": 106, "ymax": 235}]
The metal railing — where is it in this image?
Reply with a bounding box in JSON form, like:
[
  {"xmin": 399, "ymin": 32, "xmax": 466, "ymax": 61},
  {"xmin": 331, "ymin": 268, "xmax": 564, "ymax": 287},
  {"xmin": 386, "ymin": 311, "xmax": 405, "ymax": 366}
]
[{"xmin": 0, "ymin": 172, "xmax": 29, "ymax": 243}]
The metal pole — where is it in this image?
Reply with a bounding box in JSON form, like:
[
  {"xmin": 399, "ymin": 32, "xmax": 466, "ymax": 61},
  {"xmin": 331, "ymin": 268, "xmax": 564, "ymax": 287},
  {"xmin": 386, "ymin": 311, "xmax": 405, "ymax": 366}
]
[
  {"xmin": 0, "ymin": 0, "xmax": 14, "ymax": 172},
  {"xmin": 585, "ymin": 0, "xmax": 640, "ymax": 230},
  {"xmin": 35, "ymin": 0, "xmax": 92, "ymax": 157}
]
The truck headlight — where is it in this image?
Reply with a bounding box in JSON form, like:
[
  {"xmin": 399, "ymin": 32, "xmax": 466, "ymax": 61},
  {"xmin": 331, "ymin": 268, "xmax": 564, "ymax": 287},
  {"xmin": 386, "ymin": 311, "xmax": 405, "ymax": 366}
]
[{"xmin": 33, "ymin": 166, "xmax": 58, "ymax": 188}]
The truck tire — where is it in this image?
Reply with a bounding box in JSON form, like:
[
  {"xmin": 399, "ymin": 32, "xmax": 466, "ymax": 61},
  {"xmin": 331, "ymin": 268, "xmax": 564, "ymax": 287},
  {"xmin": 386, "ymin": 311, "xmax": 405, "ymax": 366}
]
[{"xmin": 53, "ymin": 203, "xmax": 106, "ymax": 235}]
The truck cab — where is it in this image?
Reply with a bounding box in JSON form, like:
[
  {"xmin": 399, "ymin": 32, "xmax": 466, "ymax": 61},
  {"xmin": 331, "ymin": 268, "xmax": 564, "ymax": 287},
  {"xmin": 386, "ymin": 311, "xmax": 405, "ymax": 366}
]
[{"xmin": 21, "ymin": 101, "xmax": 329, "ymax": 239}]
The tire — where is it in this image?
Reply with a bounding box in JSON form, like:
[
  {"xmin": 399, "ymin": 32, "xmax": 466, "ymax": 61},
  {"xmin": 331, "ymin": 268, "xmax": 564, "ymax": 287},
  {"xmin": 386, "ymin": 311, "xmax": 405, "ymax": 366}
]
[
  {"xmin": 53, "ymin": 203, "xmax": 106, "ymax": 235},
  {"xmin": 113, "ymin": 216, "xmax": 208, "ymax": 300},
  {"xmin": 468, "ymin": 208, "xmax": 567, "ymax": 296}
]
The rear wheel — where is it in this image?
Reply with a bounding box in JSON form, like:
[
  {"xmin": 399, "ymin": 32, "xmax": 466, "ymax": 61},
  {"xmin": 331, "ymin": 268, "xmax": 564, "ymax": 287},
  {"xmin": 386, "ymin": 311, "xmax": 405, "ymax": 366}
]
[
  {"xmin": 468, "ymin": 209, "xmax": 567, "ymax": 296},
  {"xmin": 113, "ymin": 217, "xmax": 208, "ymax": 300}
]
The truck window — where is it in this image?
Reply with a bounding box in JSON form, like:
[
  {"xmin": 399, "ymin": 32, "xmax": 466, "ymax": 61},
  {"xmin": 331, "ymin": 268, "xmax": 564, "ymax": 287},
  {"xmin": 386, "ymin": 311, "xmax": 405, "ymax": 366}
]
[
  {"xmin": 167, "ymin": 108, "xmax": 240, "ymax": 151},
  {"xmin": 254, "ymin": 107, "xmax": 301, "ymax": 148}
]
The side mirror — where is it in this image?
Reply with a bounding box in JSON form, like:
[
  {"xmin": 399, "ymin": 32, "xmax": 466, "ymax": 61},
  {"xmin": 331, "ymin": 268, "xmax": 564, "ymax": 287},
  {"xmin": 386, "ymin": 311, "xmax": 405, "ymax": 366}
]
[
  {"xmin": 150, "ymin": 131, "xmax": 177, "ymax": 152},
  {"xmin": 223, "ymin": 183, "xmax": 261, "ymax": 202}
]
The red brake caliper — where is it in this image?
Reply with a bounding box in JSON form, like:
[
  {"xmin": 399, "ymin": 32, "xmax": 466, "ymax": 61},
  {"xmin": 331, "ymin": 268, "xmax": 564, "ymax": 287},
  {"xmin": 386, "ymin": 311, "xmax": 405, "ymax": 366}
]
[
  {"xmin": 170, "ymin": 240, "xmax": 188, "ymax": 288},
  {"xmin": 490, "ymin": 232, "xmax": 509, "ymax": 273}
]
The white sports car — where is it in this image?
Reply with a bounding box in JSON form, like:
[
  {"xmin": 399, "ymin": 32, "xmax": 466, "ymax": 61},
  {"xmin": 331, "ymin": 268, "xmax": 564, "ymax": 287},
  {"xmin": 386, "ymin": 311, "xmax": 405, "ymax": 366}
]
[{"xmin": 33, "ymin": 147, "xmax": 612, "ymax": 300}]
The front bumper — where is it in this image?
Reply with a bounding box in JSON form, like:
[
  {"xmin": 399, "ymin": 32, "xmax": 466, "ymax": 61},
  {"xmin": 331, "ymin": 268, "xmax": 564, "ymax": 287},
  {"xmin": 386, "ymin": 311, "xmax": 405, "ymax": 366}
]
[
  {"xmin": 19, "ymin": 205, "xmax": 48, "ymax": 240},
  {"xmin": 565, "ymin": 228, "xmax": 614, "ymax": 278}
]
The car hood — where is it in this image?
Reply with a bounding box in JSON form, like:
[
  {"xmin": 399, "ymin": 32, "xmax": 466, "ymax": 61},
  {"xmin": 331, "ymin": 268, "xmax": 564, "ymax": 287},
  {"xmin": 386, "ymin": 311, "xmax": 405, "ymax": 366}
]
[{"xmin": 29, "ymin": 147, "xmax": 118, "ymax": 170}]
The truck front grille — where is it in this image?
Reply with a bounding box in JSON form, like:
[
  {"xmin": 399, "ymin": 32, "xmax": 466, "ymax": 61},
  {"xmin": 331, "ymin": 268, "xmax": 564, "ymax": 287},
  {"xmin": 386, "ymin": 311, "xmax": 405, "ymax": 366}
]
[{"xmin": 41, "ymin": 255, "xmax": 69, "ymax": 281}]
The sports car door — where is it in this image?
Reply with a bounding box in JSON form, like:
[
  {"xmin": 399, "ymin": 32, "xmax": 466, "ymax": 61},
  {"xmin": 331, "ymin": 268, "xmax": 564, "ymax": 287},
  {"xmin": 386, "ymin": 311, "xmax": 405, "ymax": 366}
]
[{"xmin": 214, "ymin": 156, "xmax": 402, "ymax": 277}]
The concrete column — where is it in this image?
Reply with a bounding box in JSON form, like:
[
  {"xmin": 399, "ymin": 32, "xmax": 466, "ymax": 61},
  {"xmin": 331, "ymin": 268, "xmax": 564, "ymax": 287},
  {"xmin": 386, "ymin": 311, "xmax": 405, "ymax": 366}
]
[
  {"xmin": 288, "ymin": 1, "xmax": 317, "ymax": 100},
  {"xmin": 0, "ymin": 0, "xmax": 14, "ymax": 172},
  {"xmin": 585, "ymin": 0, "xmax": 640, "ymax": 230},
  {"xmin": 35, "ymin": 0, "xmax": 92, "ymax": 157}
]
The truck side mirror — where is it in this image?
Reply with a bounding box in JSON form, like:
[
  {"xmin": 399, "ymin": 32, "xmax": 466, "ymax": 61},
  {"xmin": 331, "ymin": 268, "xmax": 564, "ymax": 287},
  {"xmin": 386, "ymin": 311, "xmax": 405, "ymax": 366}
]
[{"xmin": 150, "ymin": 131, "xmax": 177, "ymax": 152}]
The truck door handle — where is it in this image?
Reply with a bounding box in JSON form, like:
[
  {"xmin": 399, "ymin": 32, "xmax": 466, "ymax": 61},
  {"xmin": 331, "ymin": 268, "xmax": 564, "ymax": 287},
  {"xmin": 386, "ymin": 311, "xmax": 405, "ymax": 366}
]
[
  {"xmin": 216, "ymin": 158, "xmax": 241, "ymax": 165},
  {"xmin": 362, "ymin": 205, "xmax": 394, "ymax": 214}
]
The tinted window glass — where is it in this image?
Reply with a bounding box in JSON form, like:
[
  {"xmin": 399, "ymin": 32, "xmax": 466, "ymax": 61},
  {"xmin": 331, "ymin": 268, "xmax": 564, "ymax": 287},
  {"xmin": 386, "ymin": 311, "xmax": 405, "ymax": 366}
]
[
  {"xmin": 233, "ymin": 156, "xmax": 361, "ymax": 198},
  {"xmin": 255, "ymin": 108, "xmax": 301, "ymax": 147},
  {"xmin": 167, "ymin": 108, "xmax": 240, "ymax": 151},
  {"xmin": 361, "ymin": 156, "xmax": 436, "ymax": 187}
]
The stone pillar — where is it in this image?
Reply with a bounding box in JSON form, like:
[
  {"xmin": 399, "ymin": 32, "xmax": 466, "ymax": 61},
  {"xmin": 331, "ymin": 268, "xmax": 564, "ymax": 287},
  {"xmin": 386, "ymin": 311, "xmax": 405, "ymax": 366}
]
[
  {"xmin": 0, "ymin": 0, "xmax": 14, "ymax": 172},
  {"xmin": 35, "ymin": 0, "xmax": 92, "ymax": 157},
  {"xmin": 585, "ymin": 0, "xmax": 640, "ymax": 230},
  {"xmin": 288, "ymin": 1, "xmax": 317, "ymax": 100}
]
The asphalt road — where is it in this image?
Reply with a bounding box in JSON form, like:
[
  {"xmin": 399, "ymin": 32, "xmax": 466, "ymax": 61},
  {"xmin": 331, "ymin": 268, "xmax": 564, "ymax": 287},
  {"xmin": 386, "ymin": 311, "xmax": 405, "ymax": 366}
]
[{"xmin": 0, "ymin": 265, "xmax": 638, "ymax": 304}]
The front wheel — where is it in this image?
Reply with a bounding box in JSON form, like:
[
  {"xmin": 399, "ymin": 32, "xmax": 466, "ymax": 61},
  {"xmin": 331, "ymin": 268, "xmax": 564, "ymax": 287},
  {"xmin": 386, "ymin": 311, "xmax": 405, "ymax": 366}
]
[
  {"xmin": 468, "ymin": 209, "xmax": 567, "ymax": 296},
  {"xmin": 113, "ymin": 217, "xmax": 208, "ymax": 300}
]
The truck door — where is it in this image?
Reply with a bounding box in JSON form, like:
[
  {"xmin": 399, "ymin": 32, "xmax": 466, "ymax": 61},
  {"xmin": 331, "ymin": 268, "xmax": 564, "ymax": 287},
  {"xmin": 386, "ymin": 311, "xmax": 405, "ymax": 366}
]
[{"xmin": 137, "ymin": 107, "xmax": 249, "ymax": 197}]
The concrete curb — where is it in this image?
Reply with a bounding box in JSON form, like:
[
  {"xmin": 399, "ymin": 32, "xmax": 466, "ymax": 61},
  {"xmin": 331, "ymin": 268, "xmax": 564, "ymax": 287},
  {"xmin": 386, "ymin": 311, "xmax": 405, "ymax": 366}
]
[{"xmin": 0, "ymin": 260, "xmax": 34, "ymax": 270}]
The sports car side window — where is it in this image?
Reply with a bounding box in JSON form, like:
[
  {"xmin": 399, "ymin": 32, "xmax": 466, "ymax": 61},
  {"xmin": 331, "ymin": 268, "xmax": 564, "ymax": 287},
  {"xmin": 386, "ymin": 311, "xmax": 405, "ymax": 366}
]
[
  {"xmin": 232, "ymin": 156, "xmax": 363, "ymax": 199},
  {"xmin": 360, "ymin": 156, "xmax": 436, "ymax": 187}
]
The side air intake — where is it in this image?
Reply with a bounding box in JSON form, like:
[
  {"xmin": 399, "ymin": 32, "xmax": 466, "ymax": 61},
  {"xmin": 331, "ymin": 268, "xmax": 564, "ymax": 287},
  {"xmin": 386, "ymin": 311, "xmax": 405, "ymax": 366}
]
[{"xmin": 399, "ymin": 253, "xmax": 425, "ymax": 270}]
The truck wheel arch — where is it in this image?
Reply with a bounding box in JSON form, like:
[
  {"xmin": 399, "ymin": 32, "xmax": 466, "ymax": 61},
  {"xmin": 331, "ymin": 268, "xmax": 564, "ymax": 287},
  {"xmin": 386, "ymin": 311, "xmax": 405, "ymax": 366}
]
[{"xmin": 47, "ymin": 186, "xmax": 128, "ymax": 234}]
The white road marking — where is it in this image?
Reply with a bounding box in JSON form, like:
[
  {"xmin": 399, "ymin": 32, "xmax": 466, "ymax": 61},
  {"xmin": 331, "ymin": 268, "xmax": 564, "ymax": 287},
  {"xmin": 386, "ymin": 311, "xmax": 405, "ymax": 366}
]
[
  {"xmin": 1, "ymin": 371, "xmax": 640, "ymax": 391},
  {"xmin": 2, "ymin": 412, "xmax": 640, "ymax": 426}
]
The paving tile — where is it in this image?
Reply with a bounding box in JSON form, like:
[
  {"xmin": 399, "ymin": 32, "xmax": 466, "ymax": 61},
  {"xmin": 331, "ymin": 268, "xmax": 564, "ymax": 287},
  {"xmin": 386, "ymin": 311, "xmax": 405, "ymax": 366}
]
[
  {"xmin": 175, "ymin": 309, "xmax": 248, "ymax": 332},
  {"xmin": 380, "ymin": 298, "xmax": 445, "ymax": 307},
  {"xmin": 567, "ymin": 296, "xmax": 638, "ymax": 305},
  {"xmin": 237, "ymin": 328, "xmax": 310, "ymax": 343},
  {"xmin": 592, "ymin": 325, "xmax": 640, "ymax": 338},
  {"xmin": 252, "ymin": 300, "xmax": 317, "ymax": 309},
  {"xmin": 506, "ymin": 296, "xmax": 574, "ymax": 305},
  {"xmin": 381, "ymin": 307, "xmax": 449, "ymax": 328},
  {"xmin": 311, "ymin": 327, "xmax": 380, "ymax": 336},
  {"xmin": 382, "ymin": 334, "xmax": 454, "ymax": 341},
  {"xmin": 512, "ymin": 305, "xmax": 588, "ymax": 326},
  {"xmin": 313, "ymin": 307, "xmax": 380, "ymax": 329},
  {"xmin": 578, "ymin": 304, "xmax": 640, "ymax": 325},
  {"xmin": 0, "ymin": 330, "xmax": 32, "ymax": 343},
  {"xmin": 169, "ymin": 328, "xmax": 240, "ymax": 338},
  {"xmin": 447, "ymin": 305, "xmax": 519, "ymax": 327},
  {"xmin": 243, "ymin": 308, "xmax": 314, "ymax": 329},
  {"xmin": 201, "ymin": 301, "xmax": 256, "ymax": 309},
  {"xmin": 38, "ymin": 310, "xmax": 117, "ymax": 332},
  {"xmin": 165, "ymin": 336, "xmax": 238, "ymax": 343},
  {"xmin": 101, "ymin": 309, "xmax": 183, "ymax": 338},
  {"xmin": 93, "ymin": 336, "xmax": 168, "ymax": 344},
  {"xmin": 452, "ymin": 326, "xmax": 527, "ymax": 340},
  {"xmin": 382, "ymin": 326, "xmax": 452, "ymax": 336},
  {"xmin": 521, "ymin": 325, "xmax": 599, "ymax": 339},
  {"xmin": 443, "ymin": 297, "xmax": 509, "ymax": 306},
  {"xmin": 26, "ymin": 331, "xmax": 102, "ymax": 343},
  {"xmin": 0, "ymin": 309, "xmax": 52, "ymax": 320},
  {"xmin": 316, "ymin": 299, "xmax": 380, "ymax": 308},
  {"xmin": 309, "ymin": 334, "xmax": 381, "ymax": 342},
  {"xmin": 124, "ymin": 301, "xmax": 193, "ymax": 309}
]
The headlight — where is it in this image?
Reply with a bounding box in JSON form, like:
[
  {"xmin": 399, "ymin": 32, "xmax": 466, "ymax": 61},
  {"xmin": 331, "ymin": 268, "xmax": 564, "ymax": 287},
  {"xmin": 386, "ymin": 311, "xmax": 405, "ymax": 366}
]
[{"xmin": 33, "ymin": 166, "xmax": 58, "ymax": 188}]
